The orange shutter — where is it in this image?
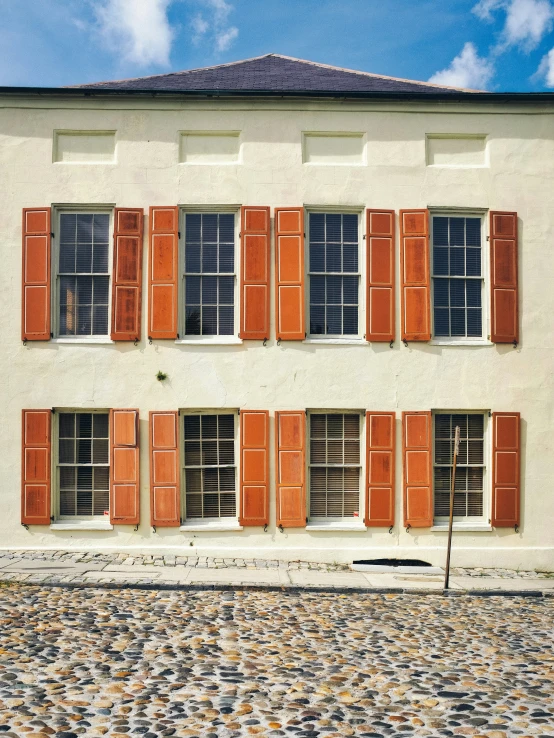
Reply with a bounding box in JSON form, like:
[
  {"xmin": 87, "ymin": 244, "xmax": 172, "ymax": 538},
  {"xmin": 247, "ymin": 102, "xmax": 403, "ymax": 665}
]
[
  {"xmin": 400, "ymin": 209, "xmax": 430, "ymax": 341},
  {"xmin": 275, "ymin": 208, "xmax": 305, "ymax": 340},
  {"xmin": 365, "ymin": 412, "xmax": 395, "ymax": 527},
  {"xmin": 22, "ymin": 208, "xmax": 51, "ymax": 341},
  {"xmin": 492, "ymin": 412, "xmax": 520, "ymax": 528},
  {"xmin": 148, "ymin": 206, "xmax": 179, "ymax": 339},
  {"xmin": 276, "ymin": 411, "xmax": 306, "ymax": 527},
  {"xmin": 367, "ymin": 210, "xmax": 395, "ymax": 342},
  {"xmin": 111, "ymin": 209, "xmax": 144, "ymax": 341},
  {"xmin": 402, "ymin": 411, "xmax": 432, "ymax": 527},
  {"xmin": 490, "ymin": 212, "xmax": 518, "ymax": 344},
  {"xmin": 149, "ymin": 411, "xmax": 180, "ymax": 527},
  {"xmin": 110, "ymin": 409, "xmax": 140, "ymax": 525},
  {"xmin": 21, "ymin": 410, "xmax": 51, "ymax": 525},
  {"xmin": 239, "ymin": 410, "xmax": 269, "ymax": 526},
  {"xmin": 240, "ymin": 207, "xmax": 270, "ymax": 340}
]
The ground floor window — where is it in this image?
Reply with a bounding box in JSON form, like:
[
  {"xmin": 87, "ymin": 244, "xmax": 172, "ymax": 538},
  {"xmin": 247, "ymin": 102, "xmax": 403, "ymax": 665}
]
[
  {"xmin": 308, "ymin": 412, "xmax": 361, "ymax": 519},
  {"xmin": 183, "ymin": 412, "xmax": 237, "ymax": 519},
  {"xmin": 57, "ymin": 411, "xmax": 110, "ymax": 518},
  {"xmin": 433, "ymin": 412, "xmax": 486, "ymax": 520}
]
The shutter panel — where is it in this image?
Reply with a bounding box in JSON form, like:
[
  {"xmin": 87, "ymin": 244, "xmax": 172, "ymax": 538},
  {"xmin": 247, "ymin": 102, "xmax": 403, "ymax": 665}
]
[
  {"xmin": 111, "ymin": 209, "xmax": 144, "ymax": 341},
  {"xmin": 400, "ymin": 209, "xmax": 430, "ymax": 341},
  {"xmin": 22, "ymin": 208, "xmax": 51, "ymax": 341},
  {"xmin": 110, "ymin": 409, "xmax": 140, "ymax": 525},
  {"xmin": 240, "ymin": 207, "xmax": 270, "ymax": 340},
  {"xmin": 149, "ymin": 411, "xmax": 180, "ymax": 527},
  {"xmin": 490, "ymin": 212, "xmax": 518, "ymax": 344},
  {"xmin": 239, "ymin": 410, "xmax": 269, "ymax": 526},
  {"xmin": 492, "ymin": 412, "xmax": 520, "ymax": 528},
  {"xmin": 365, "ymin": 412, "xmax": 395, "ymax": 527},
  {"xmin": 275, "ymin": 208, "xmax": 305, "ymax": 340},
  {"xmin": 276, "ymin": 411, "xmax": 306, "ymax": 527},
  {"xmin": 21, "ymin": 409, "xmax": 51, "ymax": 525},
  {"xmin": 367, "ymin": 210, "xmax": 395, "ymax": 342},
  {"xmin": 402, "ymin": 411, "xmax": 432, "ymax": 527},
  {"xmin": 148, "ymin": 207, "xmax": 179, "ymax": 339}
]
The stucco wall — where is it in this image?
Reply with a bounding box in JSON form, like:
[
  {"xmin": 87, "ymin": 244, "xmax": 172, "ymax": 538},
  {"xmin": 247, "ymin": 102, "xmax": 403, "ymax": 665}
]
[{"xmin": 1, "ymin": 95, "xmax": 553, "ymax": 568}]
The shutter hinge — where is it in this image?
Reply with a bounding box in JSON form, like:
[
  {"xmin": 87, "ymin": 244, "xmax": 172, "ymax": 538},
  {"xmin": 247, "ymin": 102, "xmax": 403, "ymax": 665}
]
[
  {"xmin": 406, "ymin": 523, "xmax": 411, "ymax": 533},
  {"xmin": 514, "ymin": 523, "xmax": 519, "ymax": 533},
  {"xmin": 513, "ymin": 339, "xmax": 518, "ymax": 348},
  {"xmin": 51, "ymin": 408, "xmax": 56, "ymax": 414},
  {"xmin": 148, "ymin": 336, "xmax": 153, "ymax": 345},
  {"xmin": 306, "ymin": 517, "xmax": 308, "ymax": 525},
  {"xmin": 263, "ymin": 524, "xmax": 268, "ymax": 532},
  {"xmin": 263, "ymin": 337, "xmax": 268, "ymax": 346},
  {"xmin": 178, "ymin": 231, "xmax": 181, "ymax": 238},
  {"xmin": 278, "ymin": 524, "xmax": 284, "ymax": 533},
  {"xmin": 50, "ymin": 516, "xmax": 54, "ymax": 522},
  {"xmin": 50, "ymin": 332, "xmax": 53, "ymax": 339},
  {"xmin": 486, "ymin": 235, "xmax": 490, "ymax": 241},
  {"xmin": 363, "ymin": 234, "xmax": 366, "ymax": 239},
  {"xmin": 133, "ymin": 524, "xmax": 138, "ymax": 531},
  {"xmin": 177, "ymin": 333, "xmax": 180, "ymax": 339},
  {"xmin": 22, "ymin": 337, "xmax": 27, "ymax": 346},
  {"xmin": 488, "ymin": 411, "xmax": 492, "ymax": 417},
  {"xmin": 50, "ymin": 233, "xmax": 54, "ymax": 239},
  {"xmin": 21, "ymin": 523, "xmax": 29, "ymax": 530},
  {"xmin": 403, "ymin": 339, "xmax": 408, "ymax": 347},
  {"xmin": 389, "ymin": 525, "xmax": 393, "ymax": 534},
  {"xmin": 134, "ymin": 337, "xmax": 139, "ymax": 346},
  {"xmin": 389, "ymin": 340, "xmax": 393, "ymax": 349}
]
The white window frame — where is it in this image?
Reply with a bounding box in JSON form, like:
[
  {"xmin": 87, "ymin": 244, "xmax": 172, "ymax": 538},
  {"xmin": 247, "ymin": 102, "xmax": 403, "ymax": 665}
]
[
  {"xmin": 306, "ymin": 409, "xmax": 366, "ymax": 529},
  {"xmin": 53, "ymin": 408, "xmax": 111, "ymax": 524},
  {"xmin": 429, "ymin": 209, "xmax": 490, "ymax": 346},
  {"xmin": 179, "ymin": 409, "xmax": 240, "ymax": 528},
  {"xmin": 51, "ymin": 206, "xmax": 114, "ymax": 344},
  {"xmin": 304, "ymin": 207, "xmax": 366, "ymax": 344},
  {"xmin": 432, "ymin": 409, "xmax": 491, "ymax": 530},
  {"xmin": 177, "ymin": 206, "xmax": 241, "ymax": 345}
]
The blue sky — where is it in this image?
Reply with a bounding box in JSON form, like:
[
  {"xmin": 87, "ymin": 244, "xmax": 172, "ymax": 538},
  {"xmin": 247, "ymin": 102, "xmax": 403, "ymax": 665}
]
[{"xmin": 1, "ymin": 0, "xmax": 554, "ymax": 91}]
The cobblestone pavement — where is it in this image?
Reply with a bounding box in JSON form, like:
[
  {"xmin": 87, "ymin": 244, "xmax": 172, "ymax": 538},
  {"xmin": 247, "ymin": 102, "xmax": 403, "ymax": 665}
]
[{"xmin": 0, "ymin": 585, "xmax": 553, "ymax": 738}]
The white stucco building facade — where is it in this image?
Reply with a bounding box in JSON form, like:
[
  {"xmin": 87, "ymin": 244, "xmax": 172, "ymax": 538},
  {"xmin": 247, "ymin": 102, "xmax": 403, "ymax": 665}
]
[{"xmin": 1, "ymin": 55, "xmax": 552, "ymax": 569}]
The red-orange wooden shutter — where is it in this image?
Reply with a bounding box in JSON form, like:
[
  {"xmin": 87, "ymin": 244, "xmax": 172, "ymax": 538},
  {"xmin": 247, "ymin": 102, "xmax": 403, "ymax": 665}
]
[
  {"xmin": 367, "ymin": 210, "xmax": 395, "ymax": 342},
  {"xmin": 111, "ymin": 209, "xmax": 144, "ymax": 341},
  {"xmin": 275, "ymin": 208, "xmax": 305, "ymax": 340},
  {"xmin": 148, "ymin": 207, "xmax": 179, "ymax": 339},
  {"xmin": 150, "ymin": 411, "xmax": 180, "ymax": 527},
  {"xmin": 492, "ymin": 412, "xmax": 520, "ymax": 528},
  {"xmin": 276, "ymin": 411, "xmax": 306, "ymax": 527},
  {"xmin": 22, "ymin": 208, "xmax": 51, "ymax": 341},
  {"xmin": 240, "ymin": 207, "xmax": 270, "ymax": 340},
  {"xmin": 110, "ymin": 409, "xmax": 140, "ymax": 525},
  {"xmin": 402, "ymin": 411, "xmax": 432, "ymax": 527},
  {"xmin": 490, "ymin": 212, "xmax": 518, "ymax": 344},
  {"xmin": 239, "ymin": 410, "xmax": 269, "ymax": 526},
  {"xmin": 366, "ymin": 412, "xmax": 395, "ymax": 527},
  {"xmin": 400, "ymin": 209, "xmax": 430, "ymax": 341},
  {"xmin": 21, "ymin": 410, "xmax": 51, "ymax": 525}
]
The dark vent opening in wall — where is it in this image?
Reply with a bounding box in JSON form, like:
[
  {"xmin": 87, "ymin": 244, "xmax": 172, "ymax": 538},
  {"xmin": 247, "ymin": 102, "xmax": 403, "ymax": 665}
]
[{"xmin": 353, "ymin": 558, "xmax": 432, "ymax": 567}]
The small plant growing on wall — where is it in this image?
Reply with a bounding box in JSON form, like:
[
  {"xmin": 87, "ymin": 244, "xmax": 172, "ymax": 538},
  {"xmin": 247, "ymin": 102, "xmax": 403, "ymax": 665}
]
[{"xmin": 156, "ymin": 371, "xmax": 168, "ymax": 382}]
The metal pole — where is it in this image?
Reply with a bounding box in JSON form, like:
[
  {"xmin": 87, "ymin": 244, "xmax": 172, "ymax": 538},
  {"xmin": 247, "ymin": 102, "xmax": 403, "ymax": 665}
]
[{"xmin": 444, "ymin": 425, "xmax": 461, "ymax": 591}]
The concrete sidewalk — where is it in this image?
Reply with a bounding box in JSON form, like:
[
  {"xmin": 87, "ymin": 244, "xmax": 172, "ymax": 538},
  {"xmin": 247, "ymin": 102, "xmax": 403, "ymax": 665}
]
[{"xmin": 0, "ymin": 551, "xmax": 553, "ymax": 595}]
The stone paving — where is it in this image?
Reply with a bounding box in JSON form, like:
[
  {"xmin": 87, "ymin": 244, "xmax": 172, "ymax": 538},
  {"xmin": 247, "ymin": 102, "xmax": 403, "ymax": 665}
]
[{"xmin": 0, "ymin": 584, "xmax": 553, "ymax": 738}]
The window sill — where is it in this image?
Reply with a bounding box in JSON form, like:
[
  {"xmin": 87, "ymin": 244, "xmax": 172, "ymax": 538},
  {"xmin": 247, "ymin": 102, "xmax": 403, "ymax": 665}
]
[
  {"xmin": 51, "ymin": 338, "xmax": 115, "ymax": 345},
  {"xmin": 303, "ymin": 338, "xmax": 365, "ymax": 345},
  {"xmin": 429, "ymin": 339, "xmax": 493, "ymax": 347},
  {"xmin": 307, "ymin": 522, "xmax": 367, "ymax": 531},
  {"xmin": 175, "ymin": 338, "xmax": 243, "ymax": 346},
  {"xmin": 51, "ymin": 522, "xmax": 114, "ymax": 531},
  {"xmin": 180, "ymin": 521, "xmax": 243, "ymax": 532},
  {"xmin": 431, "ymin": 523, "xmax": 492, "ymax": 532}
]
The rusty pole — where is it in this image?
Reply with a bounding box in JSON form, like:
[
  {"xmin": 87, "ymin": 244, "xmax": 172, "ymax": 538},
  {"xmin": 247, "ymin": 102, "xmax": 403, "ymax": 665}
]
[{"xmin": 444, "ymin": 425, "xmax": 461, "ymax": 591}]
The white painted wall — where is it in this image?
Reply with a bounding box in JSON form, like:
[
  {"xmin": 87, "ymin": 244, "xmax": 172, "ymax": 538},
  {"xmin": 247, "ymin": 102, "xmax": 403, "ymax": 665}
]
[{"xmin": 0, "ymin": 94, "xmax": 553, "ymax": 569}]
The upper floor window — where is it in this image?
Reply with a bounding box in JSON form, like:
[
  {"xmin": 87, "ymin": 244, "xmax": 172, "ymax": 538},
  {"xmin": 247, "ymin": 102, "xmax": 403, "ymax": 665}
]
[
  {"xmin": 308, "ymin": 212, "xmax": 359, "ymax": 337},
  {"xmin": 57, "ymin": 212, "xmax": 111, "ymax": 337}
]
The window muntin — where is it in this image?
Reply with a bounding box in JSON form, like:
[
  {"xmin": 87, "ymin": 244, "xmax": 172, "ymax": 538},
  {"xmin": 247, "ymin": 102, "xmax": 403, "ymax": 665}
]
[
  {"xmin": 309, "ymin": 213, "xmax": 359, "ymax": 336},
  {"xmin": 432, "ymin": 215, "xmax": 483, "ymax": 338},
  {"xmin": 183, "ymin": 213, "xmax": 235, "ymax": 336},
  {"xmin": 58, "ymin": 213, "xmax": 110, "ymax": 336},
  {"xmin": 57, "ymin": 412, "xmax": 110, "ymax": 518},
  {"xmin": 183, "ymin": 413, "xmax": 237, "ymax": 518},
  {"xmin": 309, "ymin": 413, "xmax": 361, "ymax": 519},
  {"xmin": 434, "ymin": 413, "xmax": 486, "ymax": 520}
]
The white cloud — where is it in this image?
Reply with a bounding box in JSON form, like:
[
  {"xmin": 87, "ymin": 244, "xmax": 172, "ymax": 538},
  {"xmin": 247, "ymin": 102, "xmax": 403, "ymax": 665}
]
[
  {"xmin": 94, "ymin": 0, "xmax": 174, "ymax": 66},
  {"xmin": 535, "ymin": 47, "xmax": 554, "ymax": 84},
  {"xmin": 428, "ymin": 42, "xmax": 495, "ymax": 89},
  {"xmin": 215, "ymin": 25, "xmax": 238, "ymax": 51},
  {"xmin": 472, "ymin": 0, "xmax": 554, "ymax": 51},
  {"xmin": 192, "ymin": 0, "xmax": 239, "ymax": 53},
  {"xmin": 472, "ymin": 0, "xmax": 505, "ymax": 20}
]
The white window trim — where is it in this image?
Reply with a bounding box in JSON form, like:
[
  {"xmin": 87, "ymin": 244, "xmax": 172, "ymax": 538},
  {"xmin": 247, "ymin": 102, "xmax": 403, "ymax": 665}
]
[
  {"xmin": 51, "ymin": 206, "xmax": 114, "ymax": 341},
  {"xmin": 178, "ymin": 206, "xmax": 240, "ymax": 342},
  {"xmin": 305, "ymin": 207, "xmax": 365, "ymax": 341},
  {"xmin": 429, "ymin": 210, "xmax": 489, "ymax": 345},
  {"xmin": 53, "ymin": 408, "xmax": 111, "ymax": 523},
  {"xmin": 432, "ymin": 409, "xmax": 490, "ymax": 526},
  {"xmin": 306, "ymin": 409, "xmax": 366, "ymax": 524},
  {"xmin": 180, "ymin": 408, "xmax": 240, "ymax": 524}
]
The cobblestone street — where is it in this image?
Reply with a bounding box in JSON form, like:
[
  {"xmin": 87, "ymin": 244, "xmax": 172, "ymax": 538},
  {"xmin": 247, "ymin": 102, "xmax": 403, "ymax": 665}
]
[{"xmin": 0, "ymin": 585, "xmax": 553, "ymax": 737}]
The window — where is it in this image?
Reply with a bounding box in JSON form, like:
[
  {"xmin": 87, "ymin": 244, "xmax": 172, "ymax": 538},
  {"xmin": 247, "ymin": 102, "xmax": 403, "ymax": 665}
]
[
  {"xmin": 57, "ymin": 411, "xmax": 110, "ymax": 518},
  {"xmin": 434, "ymin": 413, "xmax": 486, "ymax": 521},
  {"xmin": 183, "ymin": 212, "xmax": 236, "ymax": 337},
  {"xmin": 309, "ymin": 413, "xmax": 361, "ymax": 519},
  {"xmin": 309, "ymin": 213, "xmax": 359, "ymax": 336},
  {"xmin": 57, "ymin": 212, "xmax": 111, "ymax": 336},
  {"xmin": 431, "ymin": 214, "xmax": 484, "ymax": 339},
  {"xmin": 183, "ymin": 413, "xmax": 237, "ymax": 519}
]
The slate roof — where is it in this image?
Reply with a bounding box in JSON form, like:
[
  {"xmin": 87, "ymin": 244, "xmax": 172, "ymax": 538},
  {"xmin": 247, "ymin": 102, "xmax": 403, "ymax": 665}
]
[{"xmin": 67, "ymin": 53, "xmax": 482, "ymax": 95}]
